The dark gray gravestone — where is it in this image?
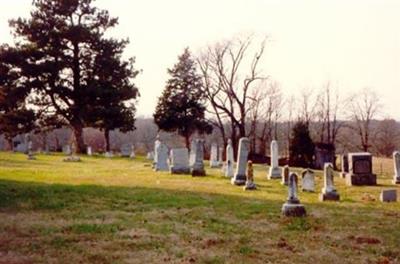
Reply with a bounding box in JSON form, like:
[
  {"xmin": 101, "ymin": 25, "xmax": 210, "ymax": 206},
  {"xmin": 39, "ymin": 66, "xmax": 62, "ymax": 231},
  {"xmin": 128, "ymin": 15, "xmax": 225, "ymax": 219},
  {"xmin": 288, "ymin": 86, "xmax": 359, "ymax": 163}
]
[{"xmin": 345, "ymin": 153, "xmax": 376, "ymax": 186}]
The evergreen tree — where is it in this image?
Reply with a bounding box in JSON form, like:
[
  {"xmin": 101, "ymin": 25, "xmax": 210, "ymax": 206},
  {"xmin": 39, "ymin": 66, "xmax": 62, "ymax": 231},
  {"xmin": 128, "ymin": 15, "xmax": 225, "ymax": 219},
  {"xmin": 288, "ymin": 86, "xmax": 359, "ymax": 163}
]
[
  {"xmin": 0, "ymin": 45, "xmax": 35, "ymax": 149},
  {"xmin": 289, "ymin": 121, "xmax": 315, "ymax": 168},
  {"xmin": 154, "ymin": 48, "xmax": 212, "ymax": 148},
  {"xmin": 7, "ymin": 0, "xmax": 139, "ymax": 153}
]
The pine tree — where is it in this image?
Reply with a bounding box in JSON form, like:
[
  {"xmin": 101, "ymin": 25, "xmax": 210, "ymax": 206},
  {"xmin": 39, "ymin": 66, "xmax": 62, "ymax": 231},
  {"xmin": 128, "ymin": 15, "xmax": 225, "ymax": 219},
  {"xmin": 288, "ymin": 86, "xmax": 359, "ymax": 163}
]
[
  {"xmin": 289, "ymin": 121, "xmax": 315, "ymax": 168},
  {"xmin": 0, "ymin": 45, "xmax": 35, "ymax": 149},
  {"xmin": 7, "ymin": 0, "xmax": 139, "ymax": 153},
  {"xmin": 154, "ymin": 48, "xmax": 212, "ymax": 148}
]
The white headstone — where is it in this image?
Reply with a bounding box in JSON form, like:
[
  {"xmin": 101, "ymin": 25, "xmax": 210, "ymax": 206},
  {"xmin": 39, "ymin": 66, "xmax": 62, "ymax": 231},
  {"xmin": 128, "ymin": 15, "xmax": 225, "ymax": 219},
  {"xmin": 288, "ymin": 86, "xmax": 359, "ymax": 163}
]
[
  {"xmin": 130, "ymin": 146, "xmax": 136, "ymax": 159},
  {"xmin": 146, "ymin": 151, "xmax": 154, "ymax": 160},
  {"xmin": 210, "ymin": 143, "xmax": 219, "ymax": 168},
  {"xmin": 301, "ymin": 169, "xmax": 315, "ymax": 192},
  {"xmin": 104, "ymin": 151, "xmax": 113, "ymax": 158},
  {"xmin": 320, "ymin": 163, "xmax": 340, "ymax": 201},
  {"xmin": 225, "ymin": 139, "xmax": 235, "ymax": 178},
  {"xmin": 154, "ymin": 142, "xmax": 169, "ymax": 171},
  {"xmin": 63, "ymin": 145, "xmax": 71, "ymax": 156},
  {"xmin": 268, "ymin": 140, "xmax": 281, "ymax": 179},
  {"xmin": 87, "ymin": 146, "xmax": 92, "ymax": 156},
  {"xmin": 393, "ymin": 151, "xmax": 400, "ymax": 184},
  {"xmin": 170, "ymin": 148, "xmax": 190, "ymax": 174},
  {"xmin": 231, "ymin": 137, "xmax": 249, "ymax": 185}
]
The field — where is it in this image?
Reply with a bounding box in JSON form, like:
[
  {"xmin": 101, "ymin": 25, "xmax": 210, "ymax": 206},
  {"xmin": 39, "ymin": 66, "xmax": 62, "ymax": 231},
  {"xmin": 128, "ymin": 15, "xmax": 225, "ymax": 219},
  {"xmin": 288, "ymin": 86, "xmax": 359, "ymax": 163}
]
[{"xmin": 0, "ymin": 152, "xmax": 399, "ymax": 264}]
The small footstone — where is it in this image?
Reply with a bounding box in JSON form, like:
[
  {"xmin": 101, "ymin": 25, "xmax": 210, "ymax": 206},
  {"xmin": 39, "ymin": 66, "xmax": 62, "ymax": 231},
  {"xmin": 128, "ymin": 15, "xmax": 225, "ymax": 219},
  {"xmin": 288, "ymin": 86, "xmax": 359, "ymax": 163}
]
[
  {"xmin": 244, "ymin": 161, "xmax": 257, "ymax": 190},
  {"xmin": 380, "ymin": 189, "xmax": 397, "ymax": 202}
]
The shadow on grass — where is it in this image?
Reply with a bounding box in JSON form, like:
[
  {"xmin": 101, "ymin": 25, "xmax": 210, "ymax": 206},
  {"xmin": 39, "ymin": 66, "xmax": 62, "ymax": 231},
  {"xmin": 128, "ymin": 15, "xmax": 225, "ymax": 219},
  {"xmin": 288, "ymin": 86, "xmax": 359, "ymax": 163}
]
[{"xmin": 0, "ymin": 179, "xmax": 286, "ymax": 220}]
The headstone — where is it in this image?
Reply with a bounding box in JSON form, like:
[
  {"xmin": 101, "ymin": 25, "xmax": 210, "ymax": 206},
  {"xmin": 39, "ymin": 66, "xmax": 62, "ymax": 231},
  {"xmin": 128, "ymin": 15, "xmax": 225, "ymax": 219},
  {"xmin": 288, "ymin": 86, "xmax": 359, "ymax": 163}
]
[
  {"xmin": 224, "ymin": 139, "xmax": 235, "ymax": 178},
  {"xmin": 146, "ymin": 151, "xmax": 154, "ymax": 160},
  {"xmin": 340, "ymin": 154, "xmax": 348, "ymax": 178},
  {"xmin": 281, "ymin": 165, "xmax": 289, "ymax": 185},
  {"xmin": 268, "ymin": 140, "xmax": 281, "ymax": 179},
  {"xmin": 380, "ymin": 189, "xmax": 397, "ymax": 202},
  {"xmin": 345, "ymin": 152, "xmax": 377, "ymax": 186},
  {"xmin": 104, "ymin": 151, "xmax": 114, "ymax": 158},
  {"xmin": 191, "ymin": 139, "xmax": 206, "ymax": 176},
  {"xmin": 26, "ymin": 134, "xmax": 36, "ymax": 160},
  {"xmin": 393, "ymin": 151, "xmax": 400, "ymax": 184},
  {"xmin": 154, "ymin": 142, "xmax": 169, "ymax": 171},
  {"xmin": 320, "ymin": 163, "xmax": 340, "ymax": 201},
  {"xmin": 170, "ymin": 148, "xmax": 190, "ymax": 174},
  {"xmin": 120, "ymin": 144, "xmax": 131, "ymax": 157},
  {"xmin": 282, "ymin": 173, "xmax": 306, "ymax": 217},
  {"xmin": 244, "ymin": 161, "xmax": 257, "ymax": 190},
  {"xmin": 231, "ymin": 137, "xmax": 250, "ymax": 186},
  {"xmin": 129, "ymin": 146, "xmax": 135, "ymax": 159},
  {"xmin": 210, "ymin": 143, "xmax": 220, "ymax": 168},
  {"xmin": 189, "ymin": 140, "xmax": 197, "ymax": 168},
  {"xmin": 87, "ymin": 146, "xmax": 92, "ymax": 156},
  {"xmin": 63, "ymin": 145, "xmax": 71, "ymax": 156},
  {"xmin": 63, "ymin": 143, "xmax": 81, "ymax": 162},
  {"xmin": 301, "ymin": 169, "xmax": 315, "ymax": 192}
]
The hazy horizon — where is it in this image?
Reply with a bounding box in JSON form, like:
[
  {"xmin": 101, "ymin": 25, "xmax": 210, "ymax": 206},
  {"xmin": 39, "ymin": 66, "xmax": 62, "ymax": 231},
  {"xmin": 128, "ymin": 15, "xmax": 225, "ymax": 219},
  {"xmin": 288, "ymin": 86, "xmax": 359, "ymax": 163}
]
[{"xmin": 1, "ymin": 0, "xmax": 399, "ymax": 120}]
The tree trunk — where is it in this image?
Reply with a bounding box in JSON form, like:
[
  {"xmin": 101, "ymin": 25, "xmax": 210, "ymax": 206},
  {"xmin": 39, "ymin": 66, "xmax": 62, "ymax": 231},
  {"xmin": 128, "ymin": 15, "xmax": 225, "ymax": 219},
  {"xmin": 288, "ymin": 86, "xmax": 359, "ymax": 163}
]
[
  {"xmin": 7, "ymin": 138, "xmax": 13, "ymax": 151},
  {"xmin": 72, "ymin": 123, "xmax": 85, "ymax": 154},
  {"xmin": 184, "ymin": 133, "xmax": 190, "ymax": 150},
  {"xmin": 105, "ymin": 129, "xmax": 111, "ymax": 152}
]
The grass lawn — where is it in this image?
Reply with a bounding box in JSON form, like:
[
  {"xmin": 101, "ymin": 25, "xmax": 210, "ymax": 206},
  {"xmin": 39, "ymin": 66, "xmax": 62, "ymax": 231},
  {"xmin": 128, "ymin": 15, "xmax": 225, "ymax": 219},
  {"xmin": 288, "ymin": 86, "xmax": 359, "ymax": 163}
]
[{"xmin": 0, "ymin": 152, "xmax": 399, "ymax": 263}]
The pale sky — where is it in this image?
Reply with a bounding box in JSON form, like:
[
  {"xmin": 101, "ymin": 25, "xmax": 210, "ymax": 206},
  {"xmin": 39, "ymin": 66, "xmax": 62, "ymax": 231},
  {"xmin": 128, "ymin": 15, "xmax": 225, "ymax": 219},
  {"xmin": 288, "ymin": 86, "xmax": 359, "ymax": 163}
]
[{"xmin": 1, "ymin": 0, "xmax": 400, "ymax": 119}]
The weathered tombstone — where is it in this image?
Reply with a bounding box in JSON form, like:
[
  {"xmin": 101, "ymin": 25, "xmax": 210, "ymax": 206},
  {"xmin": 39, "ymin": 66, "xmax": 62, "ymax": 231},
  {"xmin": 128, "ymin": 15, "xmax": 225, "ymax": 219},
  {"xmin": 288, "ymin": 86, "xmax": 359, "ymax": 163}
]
[
  {"xmin": 87, "ymin": 146, "xmax": 93, "ymax": 156},
  {"xmin": 189, "ymin": 140, "xmax": 197, "ymax": 168},
  {"xmin": 340, "ymin": 154, "xmax": 348, "ymax": 178},
  {"xmin": 154, "ymin": 142, "xmax": 169, "ymax": 171},
  {"xmin": 191, "ymin": 139, "xmax": 206, "ymax": 176},
  {"xmin": 170, "ymin": 148, "xmax": 190, "ymax": 174},
  {"xmin": 281, "ymin": 165, "xmax": 289, "ymax": 185},
  {"xmin": 146, "ymin": 151, "xmax": 154, "ymax": 160},
  {"xmin": 301, "ymin": 169, "xmax": 315, "ymax": 192},
  {"xmin": 210, "ymin": 143, "xmax": 219, "ymax": 168},
  {"xmin": 268, "ymin": 140, "xmax": 281, "ymax": 179},
  {"xmin": 104, "ymin": 151, "xmax": 113, "ymax": 158},
  {"xmin": 63, "ymin": 145, "xmax": 71, "ymax": 156},
  {"xmin": 129, "ymin": 146, "xmax": 136, "ymax": 159},
  {"xmin": 120, "ymin": 144, "xmax": 131, "ymax": 157},
  {"xmin": 244, "ymin": 161, "xmax": 257, "ymax": 190},
  {"xmin": 320, "ymin": 163, "xmax": 340, "ymax": 201},
  {"xmin": 380, "ymin": 189, "xmax": 397, "ymax": 202},
  {"xmin": 26, "ymin": 134, "xmax": 36, "ymax": 160},
  {"xmin": 393, "ymin": 151, "xmax": 400, "ymax": 184},
  {"xmin": 224, "ymin": 139, "xmax": 235, "ymax": 178},
  {"xmin": 231, "ymin": 137, "xmax": 250, "ymax": 186},
  {"xmin": 63, "ymin": 143, "xmax": 81, "ymax": 162},
  {"xmin": 345, "ymin": 152, "xmax": 377, "ymax": 186},
  {"xmin": 282, "ymin": 173, "xmax": 306, "ymax": 217}
]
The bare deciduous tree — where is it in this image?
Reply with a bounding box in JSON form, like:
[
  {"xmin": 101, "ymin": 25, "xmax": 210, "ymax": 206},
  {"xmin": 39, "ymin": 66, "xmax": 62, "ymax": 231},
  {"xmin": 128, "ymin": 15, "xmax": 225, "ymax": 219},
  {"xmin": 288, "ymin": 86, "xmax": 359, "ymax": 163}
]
[
  {"xmin": 347, "ymin": 88, "xmax": 381, "ymax": 152},
  {"xmin": 197, "ymin": 35, "xmax": 268, "ymax": 153}
]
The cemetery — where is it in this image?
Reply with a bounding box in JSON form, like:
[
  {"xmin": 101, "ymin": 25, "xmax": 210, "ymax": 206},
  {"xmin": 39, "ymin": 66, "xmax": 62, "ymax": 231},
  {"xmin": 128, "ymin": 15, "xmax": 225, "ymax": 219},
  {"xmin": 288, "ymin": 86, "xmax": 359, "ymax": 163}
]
[
  {"xmin": 0, "ymin": 142, "xmax": 399, "ymax": 263},
  {"xmin": 0, "ymin": 0, "xmax": 400, "ymax": 263}
]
